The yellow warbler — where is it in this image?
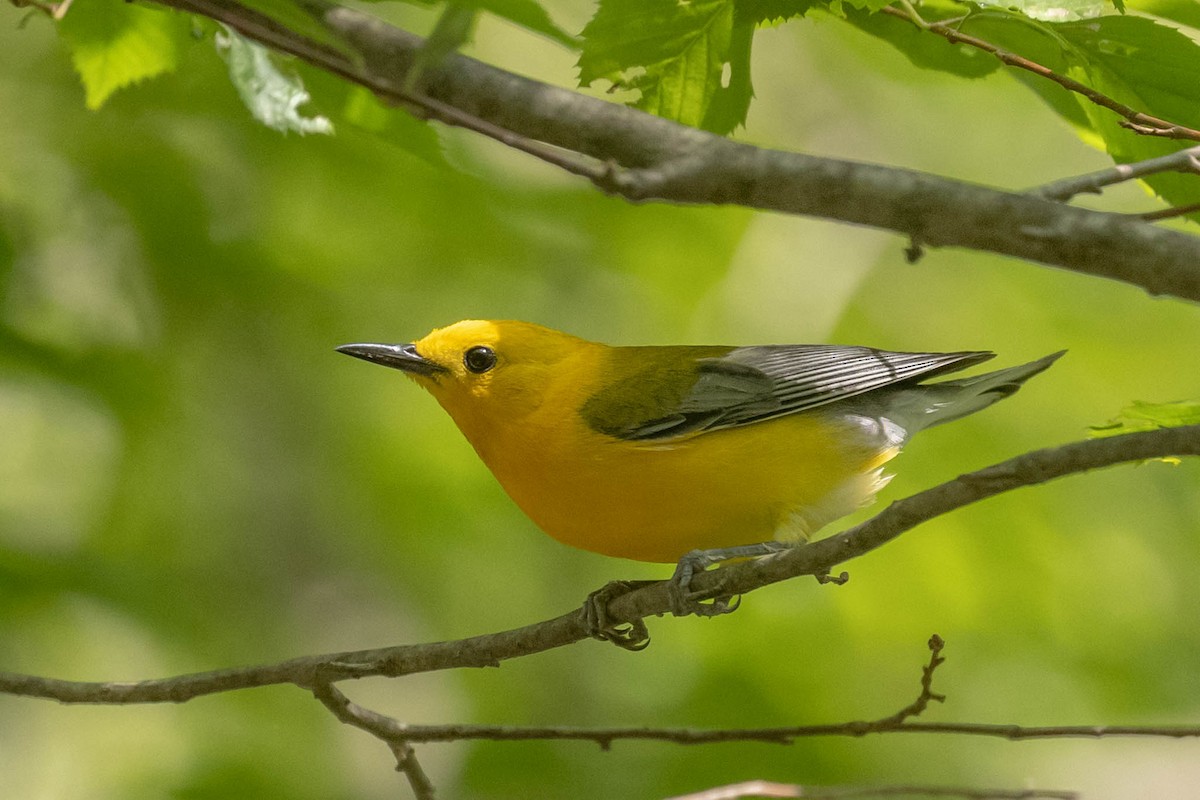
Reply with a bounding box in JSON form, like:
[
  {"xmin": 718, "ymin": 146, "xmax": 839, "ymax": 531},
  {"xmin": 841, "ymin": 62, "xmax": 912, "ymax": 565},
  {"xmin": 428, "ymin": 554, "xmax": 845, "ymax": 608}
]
[{"xmin": 338, "ymin": 320, "xmax": 1061, "ymax": 566}]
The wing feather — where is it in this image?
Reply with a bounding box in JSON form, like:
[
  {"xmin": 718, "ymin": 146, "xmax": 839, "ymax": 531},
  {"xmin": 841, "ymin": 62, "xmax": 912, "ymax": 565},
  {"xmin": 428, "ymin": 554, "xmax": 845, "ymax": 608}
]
[{"xmin": 615, "ymin": 345, "xmax": 993, "ymax": 441}]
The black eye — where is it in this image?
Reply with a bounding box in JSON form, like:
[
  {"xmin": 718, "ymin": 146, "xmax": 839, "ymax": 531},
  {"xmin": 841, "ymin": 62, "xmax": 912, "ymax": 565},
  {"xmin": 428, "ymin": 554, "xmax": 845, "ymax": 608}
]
[{"xmin": 463, "ymin": 345, "xmax": 497, "ymax": 374}]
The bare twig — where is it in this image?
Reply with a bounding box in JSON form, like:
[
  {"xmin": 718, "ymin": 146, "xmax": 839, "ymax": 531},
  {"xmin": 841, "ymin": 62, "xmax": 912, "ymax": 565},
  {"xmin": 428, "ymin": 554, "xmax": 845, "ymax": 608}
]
[
  {"xmin": 1032, "ymin": 146, "xmax": 1200, "ymax": 202},
  {"xmin": 873, "ymin": 635, "xmax": 947, "ymax": 727},
  {"xmin": 312, "ymin": 681, "xmax": 437, "ymax": 800},
  {"xmin": 1134, "ymin": 202, "xmax": 1200, "ymax": 222},
  {"xmin": 104, "ymin": 0, "xmax": 1200, "ymax": 303},
  {"xmin": 0, "ymin": 425, "xmax": 1198, "ymax": 704},
  {"xmin": 883, "ymin": 5, "xmax": 1200, "ymax": 142}
]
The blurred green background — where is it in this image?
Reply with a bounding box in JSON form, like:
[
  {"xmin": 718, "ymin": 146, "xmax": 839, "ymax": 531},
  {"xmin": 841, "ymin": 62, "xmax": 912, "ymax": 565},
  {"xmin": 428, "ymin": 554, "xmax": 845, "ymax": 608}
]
[{"xmin": 3, "ymin": 3, "xmax": 1200, "ymax": 798}]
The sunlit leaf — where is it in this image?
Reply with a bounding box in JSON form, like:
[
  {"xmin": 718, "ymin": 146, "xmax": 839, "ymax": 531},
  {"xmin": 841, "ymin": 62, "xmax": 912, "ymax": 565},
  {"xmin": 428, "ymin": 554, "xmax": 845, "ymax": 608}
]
[
  {"xmin": 58, "ymin": 0, "xmax": 189, "ymax": 109},
  {"xmin": 579, "ymin": 0, "xmax": 751, "ymax": 132},
  {"xmin": 1127, "ymin": 0, "xmax": 1200, "ymax": 30},
  {"xmin": 736, "ymin": 0, "xmax": 820, "ymax": 23},
  {"xmin": 216, "ymin": 27, "xmax": 334, "ymax": 136},
  {"xmin": 470, "ymin": 0, "xmax": 577, "ymax": 47},
  {"xmin": 1090, "ymin": 399, "xmax": 1200, "ymax": 437},
  {"xmin": 1054, "ymin": 15, "xmax": 1200, "ymax": 209}
]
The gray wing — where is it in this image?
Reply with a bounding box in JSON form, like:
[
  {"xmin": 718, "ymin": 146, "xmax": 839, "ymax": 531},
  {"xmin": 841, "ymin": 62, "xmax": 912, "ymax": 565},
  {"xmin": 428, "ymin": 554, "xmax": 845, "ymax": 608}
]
[{"xmin": 623, "ymin": 345, "xmax": 994, "ymax": 441}]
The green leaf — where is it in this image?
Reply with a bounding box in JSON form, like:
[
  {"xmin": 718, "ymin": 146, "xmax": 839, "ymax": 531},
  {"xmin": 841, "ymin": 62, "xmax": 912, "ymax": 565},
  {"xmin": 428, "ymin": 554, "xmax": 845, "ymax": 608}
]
[
  {"xmin": 1127, "ymin": 0, "xmax": 1200, "ymax": 30},
  {"xmin": 1053, "ymin": 15, "xmax": 1200, "ymax": 208},
  {"xmin": 358, "ymin": 0, "xmax": 577, "ymax": 48},
  {"xmin": 407, "ymin": 3, "xmax": 479, "ymax": 90},
  {"xmin": 216, "ymin": 27, "xmax": 334, "ymax": 136},
  {"xmin": 469, "ymin": 0, "xmax": 578, "ymax": 47},
  {"xmin": 735, "ymin": 0, "xmax": 820, "ymax": 24},
  {"xmin": 701, "ymin": 17, "xmax": 755, "ymax": 134},
  {"xmin": 339, "ymin": 85, "xmax": 447, "ymax": 164},
  {"xmin": 58, "ymin": 0, "xmax": 189, "ymax": 110},
  {"xmin": 859, "ymin": 6, "xmax": 1200, "ymax": 209},
  {"xmin": 1089, "ymin": 400, "xmax": 1200, "ymax": 462},
  {"xmin": 579, "ymin": 0, "xmax": 751, "ymax": 132},
  {"xmin": 843, "ymin": 3, "xmax": 1003, "ymax": 78}
]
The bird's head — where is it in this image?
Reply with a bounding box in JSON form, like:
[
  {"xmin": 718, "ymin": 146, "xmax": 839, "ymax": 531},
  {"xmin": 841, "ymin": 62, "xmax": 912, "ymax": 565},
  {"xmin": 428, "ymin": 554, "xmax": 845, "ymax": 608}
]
[{"xmin": 338, "ymin": 320, "xmax": 597, "ymax": 441}]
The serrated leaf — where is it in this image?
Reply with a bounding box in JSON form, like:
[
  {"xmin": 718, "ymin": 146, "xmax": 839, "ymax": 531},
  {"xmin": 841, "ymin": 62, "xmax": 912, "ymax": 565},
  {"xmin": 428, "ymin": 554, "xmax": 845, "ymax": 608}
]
[
  {"xmin": 216, "ymin": 27, "xmax": 334, "ymax": 135},
  {"xmin": 578, "ymin": 0, "xmax": 745, "ymax": 131},
  {"xmin": 470, "ymin": 0, "xmax": 577, "ymax": 47},
  {"xmin": 735, "ymin": 0, "xmax": 819, "ymax": 24},
  {"xmin": 58, "ymin": 0, "xmax": 188, "ymax": 110},
  {"xmin": 1126, "ymin": 0, "xmax": 1200, "ymax": 30},
  {"xmin": 1053, "ymin": 15, "xmax": 1200, "ymax": 209}
]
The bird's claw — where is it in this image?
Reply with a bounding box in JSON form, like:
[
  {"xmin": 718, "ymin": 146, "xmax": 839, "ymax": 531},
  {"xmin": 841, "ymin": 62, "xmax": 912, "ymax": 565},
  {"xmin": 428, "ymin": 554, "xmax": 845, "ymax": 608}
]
[
  {"xmin": 668, "ymin": 550, "xmax": 740, "ymax": 618},
  {"xmin": 583, "ymin": 581, "xmax": 652, "ymax": 651}
]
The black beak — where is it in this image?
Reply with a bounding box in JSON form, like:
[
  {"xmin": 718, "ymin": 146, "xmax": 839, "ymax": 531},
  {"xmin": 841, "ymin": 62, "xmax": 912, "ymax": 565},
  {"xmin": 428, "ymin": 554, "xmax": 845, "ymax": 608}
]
[{"xmin": 336, "ymin": 342, "xmax": 448, "ymax": 377}]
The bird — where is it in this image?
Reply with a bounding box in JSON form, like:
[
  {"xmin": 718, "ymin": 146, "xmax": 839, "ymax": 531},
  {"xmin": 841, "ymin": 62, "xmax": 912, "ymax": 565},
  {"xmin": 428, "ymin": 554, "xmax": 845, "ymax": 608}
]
[{"xmin": 337, "ymin": 320, "xmax": 1062, "ymax": 575}]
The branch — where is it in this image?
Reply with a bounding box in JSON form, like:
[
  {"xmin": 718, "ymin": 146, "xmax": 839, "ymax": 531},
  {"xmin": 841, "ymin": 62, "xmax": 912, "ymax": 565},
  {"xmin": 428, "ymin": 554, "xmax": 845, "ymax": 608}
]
[
  {"xmin": 308, "ymin": 633, "xmax": 1200, "ymax": 747},
  {"xmin": 132, "ymin": 0, "xmax": 1200, "ymax": 304},
  {"xmin": 1, "ymin": 425, "xmax": 1197, "ymax": 704},
  {"xmin": 1032, "ymin": 146, "xmax": 1200, "ymax": 202},
  {"xmin": 313, "ymin": 681, "xmax": 437, "ymax": 800}
]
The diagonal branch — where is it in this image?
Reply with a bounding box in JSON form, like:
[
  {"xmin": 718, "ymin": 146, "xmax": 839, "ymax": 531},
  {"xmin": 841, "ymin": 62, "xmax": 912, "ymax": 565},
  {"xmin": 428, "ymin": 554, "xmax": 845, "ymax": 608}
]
[
  {"xmin": 0, "ymin": 425, "xmax": 1197, "ymax": 705},
  {"xmin": 131, "ymin": 0, "xmax": 1200, "ymax": 304}
]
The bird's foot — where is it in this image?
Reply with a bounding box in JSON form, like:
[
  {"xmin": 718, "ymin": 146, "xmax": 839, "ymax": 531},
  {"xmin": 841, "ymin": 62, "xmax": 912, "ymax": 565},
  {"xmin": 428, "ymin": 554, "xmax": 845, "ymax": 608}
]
[
  {"xmin": 669, "ymin": 541, "xmax": 792, "ymax": 618},
  {"xmin": 582, "ymin": 580, "xmax": 654, "ymax": 651}
]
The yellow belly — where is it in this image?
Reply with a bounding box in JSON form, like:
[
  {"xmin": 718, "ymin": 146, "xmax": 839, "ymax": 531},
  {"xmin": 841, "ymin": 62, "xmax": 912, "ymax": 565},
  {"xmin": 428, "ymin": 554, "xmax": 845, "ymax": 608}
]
[{"xmin": 479, "ymin": 412, "xmax": 893, "ymax": 563}]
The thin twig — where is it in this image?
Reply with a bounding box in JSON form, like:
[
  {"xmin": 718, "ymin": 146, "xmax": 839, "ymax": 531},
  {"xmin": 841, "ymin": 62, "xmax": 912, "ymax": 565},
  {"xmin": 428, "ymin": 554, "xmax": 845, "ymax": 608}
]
[
  {"xmin": 1134, "ymin": 202, "xmax": 1200, "ymax": 222},
  {"xmin": 312, "ymin": 681, "xmax": 437, "ymax": 800},
  {"xmin": 873, "ymin": 635, "xmax": 947, "ymax": 726},
  {"xmin": 1032, "ymin": 146, "xmax": 1200, "ymax": 201},
  {"xmin": 882, "ymin": 5, "xmax": 1200, "ymax": 142}
]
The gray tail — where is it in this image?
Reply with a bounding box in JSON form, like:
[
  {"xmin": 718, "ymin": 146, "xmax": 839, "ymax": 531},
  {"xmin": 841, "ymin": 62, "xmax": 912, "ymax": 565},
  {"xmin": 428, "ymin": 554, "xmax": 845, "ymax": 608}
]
[{"xmin": 886, "ymin": 350, "xmax": 1065, "ymax": 436}]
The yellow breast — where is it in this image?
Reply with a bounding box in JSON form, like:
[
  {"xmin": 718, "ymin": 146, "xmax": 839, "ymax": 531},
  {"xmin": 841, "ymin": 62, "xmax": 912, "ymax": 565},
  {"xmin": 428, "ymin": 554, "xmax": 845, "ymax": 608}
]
[{"xmin": 470, "ymin": 398, "xmax": 893, "ymax": 563}]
